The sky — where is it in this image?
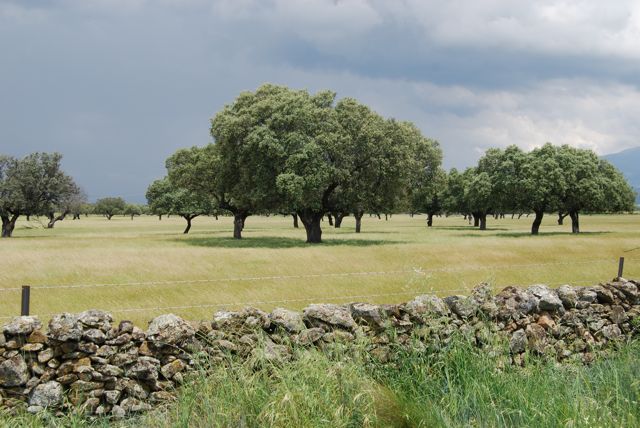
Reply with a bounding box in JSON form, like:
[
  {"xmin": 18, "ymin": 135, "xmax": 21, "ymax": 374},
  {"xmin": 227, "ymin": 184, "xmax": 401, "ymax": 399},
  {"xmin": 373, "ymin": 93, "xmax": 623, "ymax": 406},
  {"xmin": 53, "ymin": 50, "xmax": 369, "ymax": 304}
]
[{"xmin": 1, "ymin": 0, "xmax": 639, "ymax": 203}]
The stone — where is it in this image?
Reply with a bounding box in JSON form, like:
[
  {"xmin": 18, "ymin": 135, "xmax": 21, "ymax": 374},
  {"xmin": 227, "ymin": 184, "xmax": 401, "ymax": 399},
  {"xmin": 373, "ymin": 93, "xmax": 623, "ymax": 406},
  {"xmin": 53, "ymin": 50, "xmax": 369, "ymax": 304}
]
[
  {"xmin": 612, "ymin": 281, "xmax": 638, "ymax": 303},
  {"xmin": 104, "ymin": 390, "xmax": 121, "ymax": 404},
  {"xmin": 0, "ymin": 332, "xmax": 5, "ymax": 347},
  {"xmin": 0, "ymin": 355, "xmax": 29, "ymax": 387},
  {"xmin": 269, "ymin": 308, "xmax": 306, "ymax": 333},
  {"xmin": 594, "ymin": 286, "xmax": 614, "ymax": 304},
  {"xmin": 444, "ymin": 295, "xmax": 478, "ymax": 318},
  {"xmin": 610, "ymin": 305, "xmax": 628, "ymax": 325},
  {"xmin": 120, "ymin": 397, "xmax": 152, "ymax": 413},
  {"xmin": 526, "ymin": 323, "xmax": 547, "ymax": 354},
  {"xmin": 303, "ymin": 304, "xmax": 357, "ymax": 331},
  {"xmin": 405, "ymin": 295, "xmax": 449, "ymax": 317},
  {"xmin": 254, "ymin": 341, "xmax": 290, "ymax": 363},
  {"xmin": 78, "ymin": 310, "xmax": 112, "ymax": 330},
  {"xmin": 99, "ymin": 365, "xmax": 124, "ymax": 377},
  {"xmin": 557, "ymin": 285, "xmax": 578, "ymax": 309},
  {"xmin": 150, "ymin": 391, "xmax": 175, "ymax": 403},
  {"xmin": 161, "ymin": 359, "xmax": 186, "ymax": 379},
  {"xmin": 527, "ymin": 285, "xmax": 563, "ymax": 312},
  {"xmin": 27, "ymin": 405, "xmax": 44, "ymax": 414},
  {"xmin": 350, "ymin": 303, "xmax": 385, "ymax": 329},
  {"xmin": 601, "ymin": 324, "xmax": 622, "ymax": 340},
  {"xmin": 126, "ymin": 357, "xmax": 159, "ymax": 382},
  {"xmin": 3, "ymin": 316, "xmax": 42, "ymax": 336},
  {"xmin": 537, "ymin": 314, "xmax": 556, "ymax": 330},
  {"xmin": 146, "ymin": 314, "xmax": 195, "ymax": 346},
  {"xmin": 111, "ymin": 405, "xmax": 126, "ymax": 419},
  {"xmin": 70, "ymin": 380, "xmax": 104, "ymax": 392},
  {"xmin": 82, "ymin": 329, "xmax": 106, "ymax": 344},
  {"xmin": 118, "ymin": 320, "xmax": 134, "ymax": 334},
  {"xmin": 28, "ymin": 381, "xmax": 63, "ymax": 408},
  {"xmin": 296, "ymin": 327, "xmax": 324, "ymax": 345},
  {"xmin": 21, "ymin": 343, "xmax": 44, "ymax": 352},
  {"xmin": 27, "ymin": 330, "xmax": 47, "ymax": 344},
  {"xmin": 48, "ymin": 313, "xmax": 83, "ymax": 342},
  {"xmin": 509, "ymin": 329, "xmax": 526, "ymax": 354}
]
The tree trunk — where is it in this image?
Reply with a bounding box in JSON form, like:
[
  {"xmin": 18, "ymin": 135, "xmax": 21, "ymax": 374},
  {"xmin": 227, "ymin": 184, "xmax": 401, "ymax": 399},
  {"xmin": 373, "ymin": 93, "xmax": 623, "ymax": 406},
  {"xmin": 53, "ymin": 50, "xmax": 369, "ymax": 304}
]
[
  {"xmin": 106, "ymin": 214, "xmax": 113, "ymax": 220},
  {"xmin": 233, "ymin": 214, "xmax": 245, "ymax": 239},
  {"xmin": 73, "ymin": 214, "xmax": 80, "ymax": 220},
  {"xmin": 569, "ymin": 210, "xmax": 580, "ymax": 233},
  {"xmin": 511, "ymin": 213, "xmax": 515, "ymax": 219},
  {"xmin": 47, "ymin": 211, "xmax": 68, "ymax": 228},
  {"xmin": 473, "ymin": 213, "xmax": 480, "ymax": 227},
  {"xmin": 292, "ymin": 213, "xmax": 299, "ymax": 228},
  {"xmin": 1, "ymin": 214, "xmax": 18, "ymax": 238},
  {"xmin": 427, "ymin": 213, "xmax": 434, "ymax": 227},
  {"xmin": 183, "ymin": 215, "xmax": 197, "ymax": 234},
  {"xmin": 354, "ymin": 210, "xmax": 364, "ymax": 233},
  {"xmin": 298, "ymin": 211, "xmax": 323, "ymax": 243},
  {"xmin": 531, "ymin": 210, "xmax": 544, "ymax": 235},
  {"xmin": 558, "ymin": 212, "xmax": 568, "ymax": 225},
  {"xmin": 518, "ymin": 213, "xmax": 523, "ymax": 219},
  {"xmin": 334, "ymin": 213, "xmax": 345, "ymax": 228},
  {"xmin": 326, "ymin": 214, "xmax": 333, "ymax": 226},
  {"xmin": 479, "ymin": 213, "xmax": 487, "ymax": 230},
  {"xmin": 158, "ymin": 214, "xmax": 162, "ymax": 221},
  {"xmin": 214, "ymin": 214, "xmax": 218, "ymax": 220}
]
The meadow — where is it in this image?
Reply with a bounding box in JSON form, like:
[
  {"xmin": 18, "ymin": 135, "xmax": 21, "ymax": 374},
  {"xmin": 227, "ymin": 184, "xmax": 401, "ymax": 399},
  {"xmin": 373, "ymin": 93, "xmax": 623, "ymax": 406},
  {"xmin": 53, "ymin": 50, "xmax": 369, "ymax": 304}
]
[{"xmin": 0, "ymin": 213, "xmax": 638, "ymax": 326}]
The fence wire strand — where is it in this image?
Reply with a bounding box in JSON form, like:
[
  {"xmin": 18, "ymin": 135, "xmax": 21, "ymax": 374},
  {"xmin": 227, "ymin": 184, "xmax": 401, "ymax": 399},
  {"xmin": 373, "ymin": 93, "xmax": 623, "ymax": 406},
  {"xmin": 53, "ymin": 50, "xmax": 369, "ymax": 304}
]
[{"xmin": 0, "ymin": 257, "xmax": 625, "ymax": 293}]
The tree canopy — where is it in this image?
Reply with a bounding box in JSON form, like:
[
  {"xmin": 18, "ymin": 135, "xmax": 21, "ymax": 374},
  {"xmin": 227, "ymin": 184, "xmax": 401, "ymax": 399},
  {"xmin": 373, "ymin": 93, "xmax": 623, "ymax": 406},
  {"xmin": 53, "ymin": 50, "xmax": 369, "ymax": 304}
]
[{"xmin": 0, "ymin": 152, "xmax": 80, "ymax": 237}]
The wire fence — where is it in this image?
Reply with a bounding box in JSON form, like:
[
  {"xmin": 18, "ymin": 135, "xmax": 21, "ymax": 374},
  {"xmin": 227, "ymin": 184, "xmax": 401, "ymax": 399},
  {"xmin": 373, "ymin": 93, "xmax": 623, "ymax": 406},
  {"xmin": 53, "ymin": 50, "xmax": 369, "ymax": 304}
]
[{"xmin": 0, "ymin": 257, "xmax": 636, "ymax": 321}]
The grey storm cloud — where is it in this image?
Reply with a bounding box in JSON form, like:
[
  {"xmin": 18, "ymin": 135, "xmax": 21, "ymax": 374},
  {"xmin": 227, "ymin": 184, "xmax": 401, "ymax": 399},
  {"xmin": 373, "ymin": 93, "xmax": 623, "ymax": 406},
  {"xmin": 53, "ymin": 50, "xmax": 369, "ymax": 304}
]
[{"xmin": 1, "ymin": 0, "xmax": 639, "ymax": 202}]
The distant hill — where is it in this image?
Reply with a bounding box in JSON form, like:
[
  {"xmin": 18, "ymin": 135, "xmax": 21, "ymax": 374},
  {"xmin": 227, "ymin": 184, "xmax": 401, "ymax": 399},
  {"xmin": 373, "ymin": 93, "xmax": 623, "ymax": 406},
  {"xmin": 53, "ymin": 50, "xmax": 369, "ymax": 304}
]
[{"xmin": 603, "ymin": 147, "xmax": 640, "ymax": 204}]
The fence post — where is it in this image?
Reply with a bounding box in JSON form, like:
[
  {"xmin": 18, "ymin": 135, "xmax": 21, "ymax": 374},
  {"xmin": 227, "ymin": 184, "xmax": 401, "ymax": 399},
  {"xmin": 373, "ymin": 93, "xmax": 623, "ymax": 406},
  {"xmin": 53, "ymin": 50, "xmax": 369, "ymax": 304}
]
[
  {"xmin": 21, "ymin": 285, "xmax": 30, "ymax": 316},
  {"xmin": 617, "ymin": 257, "xmax": 625, "ymax": 279}
]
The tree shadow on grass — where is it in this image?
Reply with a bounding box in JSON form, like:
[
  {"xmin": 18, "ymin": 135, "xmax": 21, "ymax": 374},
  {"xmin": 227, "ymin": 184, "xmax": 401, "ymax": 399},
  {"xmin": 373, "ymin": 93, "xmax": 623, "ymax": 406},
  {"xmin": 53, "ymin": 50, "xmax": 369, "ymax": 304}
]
[
  {"xmin": 432, "ymin": 226, "xmax": 510, "ymax": 231},
  {"xmin": 459, "ymin": 231, "xmax": 612, "ymax": 238},
  {"xmin": 177, "ymin": 236, "xmax": 402, "ymax": 249}
]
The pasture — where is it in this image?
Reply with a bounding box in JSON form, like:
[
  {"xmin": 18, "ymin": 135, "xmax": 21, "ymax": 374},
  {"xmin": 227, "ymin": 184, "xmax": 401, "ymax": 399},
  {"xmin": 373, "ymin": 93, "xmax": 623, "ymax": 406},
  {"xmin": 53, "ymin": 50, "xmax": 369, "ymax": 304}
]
[{"xmin": 0, "ymin": 213, "xmax": 638, "ymax": 326}]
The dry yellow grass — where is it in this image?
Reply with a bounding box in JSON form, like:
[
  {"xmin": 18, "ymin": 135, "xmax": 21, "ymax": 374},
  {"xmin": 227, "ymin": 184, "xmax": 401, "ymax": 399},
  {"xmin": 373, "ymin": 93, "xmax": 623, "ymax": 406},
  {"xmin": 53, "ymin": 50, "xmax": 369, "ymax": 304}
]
[{"xmin": 0, "ymin": 213, "xmax": 638, "ymax": 325}]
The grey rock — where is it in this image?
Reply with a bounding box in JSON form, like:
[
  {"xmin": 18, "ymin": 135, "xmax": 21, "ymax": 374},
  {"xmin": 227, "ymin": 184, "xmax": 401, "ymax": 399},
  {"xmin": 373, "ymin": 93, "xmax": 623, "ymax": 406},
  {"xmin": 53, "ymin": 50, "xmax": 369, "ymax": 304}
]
[
  {"xmin": 27, "ymin": 405, "xmax": 44, "ymax": 414},
  {"xmin": 269, "ymin": 308, "xmax": 305, "ymax": 333},
  {"xmin": 601, "ymin": 324, "xmax": 622, "ymax": 340},
  {"xmin": 161, "ymin": 359, "xmax": 186, "ymax": 379},
  {"xmin": 0, "ymin": 355, "xmax": 29, "ymax": 387},
  {"xmin": 350, "ymin": 303, "xmax": 385, "ymax": 329},
  {"xmin": 125, "ymin": 357, "xmax": 160, "ymax": 381},
  {"xmin": 527, "ymin": 285, "xmax": 563, "ymax": 312},
  {"xmin": 48, "ymin": 313, "xmax": 83, "ymax": 341},
  {"xmin": 78, "ymin": 310, "xmax": 112, "ymax": 330},
  {"xmin": 405, "ymin": 295, "xmax": 449, "ymax": 317},
  {"xmin": 509, "ymin": 329, "xmax": 527, "ymax": 354},
  {"xmin": 613, "ymin": 281, "xmax": 639, "ymax": 303},
  {"xmin": 146, "ymin": 314, "xmax": 195, "ymax": 346},
  {"xmin": 444, "ymin": 295, "xmax": 478, "ymax": 318},
  {"xmin": 303, "ymin": 304, "xmax": 357, "ymax": 331},
  {"xmin": 296, "ymin": 327, "xmax": 324, "ymax": 345},
  {"xmin": 120, "ymin": 397, "xmax": 152, "ymax": 413},
  {"xmin": 82, "ymin": 329, "xmax": 106, "ymax": 344},
  {"xmin": 610, "ymin": 305, "xmax": 628, "ymax": 325},
  {"xmin": 212, "ymin": 311, "xmax": 243, "ymax": 329},
  {"xmin": 557, "ymin": 285, "xmax": 578, "ymax": 308},
  {"xmin": 28, "ymin": 381, "xmax": 63, "ymax": 408},
  {"xmin": 111, "ymin": 405, "xmax": 126, "ymax": 419},
  {"xmin": 3, "ymin": 316, "xmax": 42, "ymax": 336},
  {"xmin": 37, "ymin": 348, "xmax": 55, "ymax": 364}
]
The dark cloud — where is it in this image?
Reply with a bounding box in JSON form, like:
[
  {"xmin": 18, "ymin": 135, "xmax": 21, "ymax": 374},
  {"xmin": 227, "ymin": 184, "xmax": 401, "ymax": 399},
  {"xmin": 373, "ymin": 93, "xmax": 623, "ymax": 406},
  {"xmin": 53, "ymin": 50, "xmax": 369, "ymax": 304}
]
[{"xmin": 1, "ymin": 0, "xmax": 639, "ymax": 202}]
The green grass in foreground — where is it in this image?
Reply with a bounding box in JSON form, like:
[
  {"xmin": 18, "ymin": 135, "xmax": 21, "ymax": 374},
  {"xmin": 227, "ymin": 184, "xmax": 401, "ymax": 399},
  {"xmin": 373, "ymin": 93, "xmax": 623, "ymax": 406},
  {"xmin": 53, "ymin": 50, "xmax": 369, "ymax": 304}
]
[
  {"xmin": 4, "ymin": 337, "xmax": 639, "ymax": 427},
  {"xmin": 0, "ymin": 214, "xmax": 639, "ymax": 325}
]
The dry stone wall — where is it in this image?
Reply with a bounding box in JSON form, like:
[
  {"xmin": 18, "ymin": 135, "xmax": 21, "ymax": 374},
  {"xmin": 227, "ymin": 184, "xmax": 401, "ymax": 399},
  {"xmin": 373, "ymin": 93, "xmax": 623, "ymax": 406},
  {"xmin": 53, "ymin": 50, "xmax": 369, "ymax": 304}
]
[{"xmin": 1, "ymin": 278, "xmax": 639, "ymax": 418}]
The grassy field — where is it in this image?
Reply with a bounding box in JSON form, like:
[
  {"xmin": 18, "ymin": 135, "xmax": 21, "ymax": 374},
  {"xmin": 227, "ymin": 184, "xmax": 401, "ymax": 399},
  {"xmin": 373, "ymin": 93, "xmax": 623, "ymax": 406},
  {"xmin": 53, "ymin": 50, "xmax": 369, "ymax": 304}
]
[{"xmin": 0, "ymin": 213, "xmax": 638, "ymax": 326}]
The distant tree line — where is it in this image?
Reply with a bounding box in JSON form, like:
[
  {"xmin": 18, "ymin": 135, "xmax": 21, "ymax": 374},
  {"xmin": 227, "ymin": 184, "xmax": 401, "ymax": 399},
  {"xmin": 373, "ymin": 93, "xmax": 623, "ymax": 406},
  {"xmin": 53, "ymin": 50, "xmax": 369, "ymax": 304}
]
[
  {"xmin": 415, "ymin": 144, "xmax": 636, "ymax": 234},
  {"xmin": 148, "ymin": 84, "xmax": 636, "ymax": 241},
  {"xmin": 1, "ymin": 85, "xmax": 635, "ymax": 240}
]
